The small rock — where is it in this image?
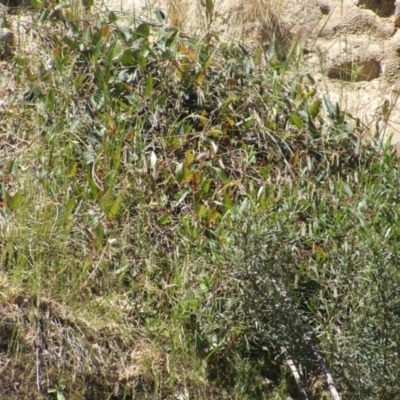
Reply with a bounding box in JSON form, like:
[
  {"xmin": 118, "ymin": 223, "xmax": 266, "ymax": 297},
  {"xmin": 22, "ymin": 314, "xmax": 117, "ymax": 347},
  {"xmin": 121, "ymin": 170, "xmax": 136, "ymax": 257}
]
[
  {"xmin": 0, "ymin": 28, "xmax": 15, "ymax": 59},
  {"xmin": 317, "ymin": 0, "xmax": 331, "ymax": 14}
]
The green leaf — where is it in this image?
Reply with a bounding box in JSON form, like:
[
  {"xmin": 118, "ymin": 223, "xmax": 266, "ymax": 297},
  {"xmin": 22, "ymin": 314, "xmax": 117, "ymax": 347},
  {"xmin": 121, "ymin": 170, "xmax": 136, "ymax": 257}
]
[
  {"xmin": 382, "ymin": 99, "xmax": 390, "ymax": 118},
  {"xmin": 5, "ymin": 191, "xmax": 22, "ymax": 210},
  {"xmin": 213, "ymin": 167, "xmax": 228, "ymax": 183},
  {"xmin": 158, "ymin": 95, "xmax": 167, "ymax": 107},
  {"xmin": 155, "ymin": 9, "xmax": 166, "ymax": 23},
  {"xmin": 65, "ymin": 195, "xmax": 76, "ymax": 215},
  {"xmin": 67, "ymin": 162, "xmax": 78, "ymax": 178},
  {"xmin": 323, "ymin": 94, "xmax": 336, "ymax": 120},
  {"xmin": 307, "ymin": 114, "xmax": 319, "ymax": 137},
  {"xmin": 83, "ymin": 26, "xmax": 91, "ymax": 42},
  {"xmin": 108, "ymin": 192, "xmax": 124, "ymax": 219},
  {"xmin": 95, "ymin": 223, "xmax": 104, "ymax": 249},
  {"xmin": 175, "ymin": 163, "xmax": 191, "ymax": 184},
  {"xmin": 157, "ymin": 215, "xmax": 171, "ymax": 225},
  {"xmin": 290, "ymin": 114, "xmax": 303, "ymax": 128},
  {"xmin": 39, "ymin": 9, "xmax": 49, "ymax": 23},
  {"xmin": 222, "ymin": 96, "xmax": 239, "ymax": 112},
  {"xmin": 31, "ymin": 0, "xmax": 44, "ymax": 9},
  {"xmin": 223, "ymin": 191, "xmax": 233, "ymax": 212},
  {"xmin": 106, "ymin": 39, "xmax": 124, "ymax": 63},
  {"xmin": 201, "ymin": 0, "xmax": 214, "ymax": 12},
  {"xmin": 109, "ymin": 11, "xmax": 118, "ymax": 23},
  {"xmin": 57, "ymin": 391, "xmax": 66, "ymax": 400},
  {"xmin": 138, "ymin": 54, "xmax": 147, "ymax": 68},
  {"xmin": 145, "ymin": 74, "xmax": 153, "ymax": 94},
  {"xmin": 165, "ymin": 29, "xmax": 179, "ymax": 51},
  {"xmin": 195, "ymin": 204, "xmax": 207, "ymax": 217},
  {"xmin": 82, "ymin": 0, "xmax": 94, "ymax": 7},
  {"xmin": 308, "ymin": 99, "xmax": 321, "ymax": 119},
  {"xmin": 135, "ymin": 23, "xmax": 150, "ymax": 38},
  {"xmin": 88, "ymin": 176, "xmax": 98, "ymax": 200},
  {"xmin": 200, "ymin": 179, "xmax": 211, "ymax": 195},
  {"xmin": 265, "ymin": 36, "xmax": 276, "ymax": 60},
  {"xmin": 334, "ymin": 102, "xmax": 344, "ymax": 125},
  {"xmin": 174, "ymin": 189, "xmax": 191, "ymax": 207},
  {"xmin": 342, "ymin": 182, "xmax": 353, "ymax": 197},
  {"xmin": 121, "ymin": 49, "xmax": 136, "ymax": 66}
]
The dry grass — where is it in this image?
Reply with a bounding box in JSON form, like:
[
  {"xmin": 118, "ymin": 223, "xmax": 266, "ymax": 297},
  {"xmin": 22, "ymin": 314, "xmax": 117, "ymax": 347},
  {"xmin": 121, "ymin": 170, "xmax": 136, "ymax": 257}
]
[{"xmin": 165, "ymin": 0, "xmax": 290, "ymax": 47}]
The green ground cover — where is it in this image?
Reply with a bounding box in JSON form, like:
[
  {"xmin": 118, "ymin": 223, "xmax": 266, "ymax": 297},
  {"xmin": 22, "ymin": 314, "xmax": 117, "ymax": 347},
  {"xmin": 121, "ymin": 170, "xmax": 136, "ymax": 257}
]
[{"xmin": 1, "ymin": 2, "xmax": 400, "ymax": 399}]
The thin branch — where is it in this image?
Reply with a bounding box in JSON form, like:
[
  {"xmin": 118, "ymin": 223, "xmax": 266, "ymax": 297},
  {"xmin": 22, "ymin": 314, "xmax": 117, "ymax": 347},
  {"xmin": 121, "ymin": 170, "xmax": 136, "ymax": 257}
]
[
  {"xmin": 282, "ymin": 346, "xmax": 309, "ymax": 400},
  {"xmin": 271, "ymin": 277, "xmax": 341, "ymax": 400}
]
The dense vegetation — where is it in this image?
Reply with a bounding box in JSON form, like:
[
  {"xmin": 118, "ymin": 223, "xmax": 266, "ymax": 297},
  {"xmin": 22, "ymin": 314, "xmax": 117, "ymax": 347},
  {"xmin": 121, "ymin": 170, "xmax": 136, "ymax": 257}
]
[{"xmin": 1, "ymin": 2, "xmax": 400, "ymax": 399}]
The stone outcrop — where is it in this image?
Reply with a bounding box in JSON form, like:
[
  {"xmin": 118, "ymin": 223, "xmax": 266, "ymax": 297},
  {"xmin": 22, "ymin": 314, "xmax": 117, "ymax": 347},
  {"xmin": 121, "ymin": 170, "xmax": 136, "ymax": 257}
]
[{"xmin": 301, "ymin": 0, "xmax": 400, "ymax": 143}]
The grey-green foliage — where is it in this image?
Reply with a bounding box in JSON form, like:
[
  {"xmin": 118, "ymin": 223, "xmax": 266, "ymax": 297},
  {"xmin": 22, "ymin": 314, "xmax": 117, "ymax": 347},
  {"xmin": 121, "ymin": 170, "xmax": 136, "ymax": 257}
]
[{"xmin": 216, "ymin": 148, "xmax": 400, "ymax": 399}]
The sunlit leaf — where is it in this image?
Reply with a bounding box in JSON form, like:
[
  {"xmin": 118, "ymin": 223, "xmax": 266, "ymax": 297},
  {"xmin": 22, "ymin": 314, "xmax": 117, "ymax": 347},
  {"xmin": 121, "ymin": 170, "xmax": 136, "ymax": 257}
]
[
  {"xmin": 88, "ymin": 175, "xmax": 98, "ymax": 200},
  {"xmin": 165, "ymin": 29, "xmax": 179, "ymax": 50},
  {"xmin": 192, "ymin": 171, "xmax": 201, "ymax": 184},
  {"xmin": 155, "ymin": 9, "xmax": 166, "ymax": 23},
  {"xmin": 57, "ymin": 391, "xmax": 66, "ymax": 400},
  {"xmin": 175, "ymin": 163, "xmax": 191, "ymax": 184},
  {"xmin": 26, "ymin": 67, "xmax": 37, "ymax": 82},
  {"xmin": 225, "ymin": 115, "xmax": 235, "ymax": 126},
  {"xmin": 223, "ymin": 191, "xmax": 233, "ymax": 212},
  {"xmin": 342, "ymin": 182, "xmax": 353, "ymax": 197},
  {"xmin": 222, "ymin": 96, "xmax": 238, "ymax": 111},
  {"xmin": 95, "ymin": 223, "xmax": 104, "ymax": 249},
  {"xmin": 157, "ymin": 215, "xmax": 171, "ymax": 225},
  {"xmin": 108, "ymin": 192, "xmax": 124, "ymax": 218},
  {"xmin": 145, "ymin": 74, "xmax": 153, "ymax": 94},
  {"xmin": 290, "ymin": 114, "xmax": 303, "ymax": 128},
  {"xmin": 295, "ymin": 80, "xmax": 304, "ymax": 100},
  {"xmin": 308, "ymin": 99, "xmax": 321, "ymax": 119},
  {"xmin": 194, "ymin": 71, "xmax": 205, "ymax": 85},
  {"xmin": 175, "ymin": 163, "xmax": 183, "ymax": 182},
  {"xmin": 207, "ymin": 208, "xmax": 221, "ymax": 224},
  {"xmin": 195, "ymin": 204, "xmax": 207, "ymax": 217},
  {"xmin": 100, "ymin": 24, "xmax": 110, "ymax": 38},
  {"xmin": 31, "ymin": 0, "xmax": 44, "ymax": 9},
  {"xmin": 107, "ymin": 39, "xmax": 124, "ymax": 63},
  {"xmin": 66, "ymin": 195, "xmax": 76, "ymax": 214},
  {"xmin": 5, "ymin": 191, "xmax": 22, "ymax": 210},
  {"xmin": 213, "ymin": 167, "xmax": 228, "ymax": 183},
  {"xmin": 149, "ymin": 151, "xmax": 157, "ymax": 168},
  {"xmin": 289, "ymin": 151, "xmax": 299, "ymax": 167},
  {"xmin": 185, "ymin": 151, "xmax": 195, "ymax": 166},
  {"xmin": 175, "ymin": 188, "xmax": 191, "ymax": 207},
  {"xmin": 67, "ymin": 162, "xmax": 78, "ymax": 177},
  {"xmin": 199, "ymin": 110, "xmax": 208, "ymax": 127},
  {"xmin": 200, "ymin": 179, "xmax": 211, "ymax": 195}
]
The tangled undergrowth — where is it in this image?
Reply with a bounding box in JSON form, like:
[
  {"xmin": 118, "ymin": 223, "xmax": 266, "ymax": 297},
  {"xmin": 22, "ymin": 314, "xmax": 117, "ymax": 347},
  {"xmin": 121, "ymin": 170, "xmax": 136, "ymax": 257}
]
[{"xmin": 1, "ymin": 2, "xmax": 400, "ymax": 399}]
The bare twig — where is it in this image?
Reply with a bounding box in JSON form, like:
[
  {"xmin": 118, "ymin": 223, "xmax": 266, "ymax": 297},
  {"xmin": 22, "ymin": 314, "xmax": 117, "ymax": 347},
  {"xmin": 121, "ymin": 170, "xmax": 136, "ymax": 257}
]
[
  {"xmin": 271, "ymin": 277, "xmax": 341, "ymax": 400},
  {"xmin": 282, "ymin": 347, "xmax": 309, "ymax": 400}
]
